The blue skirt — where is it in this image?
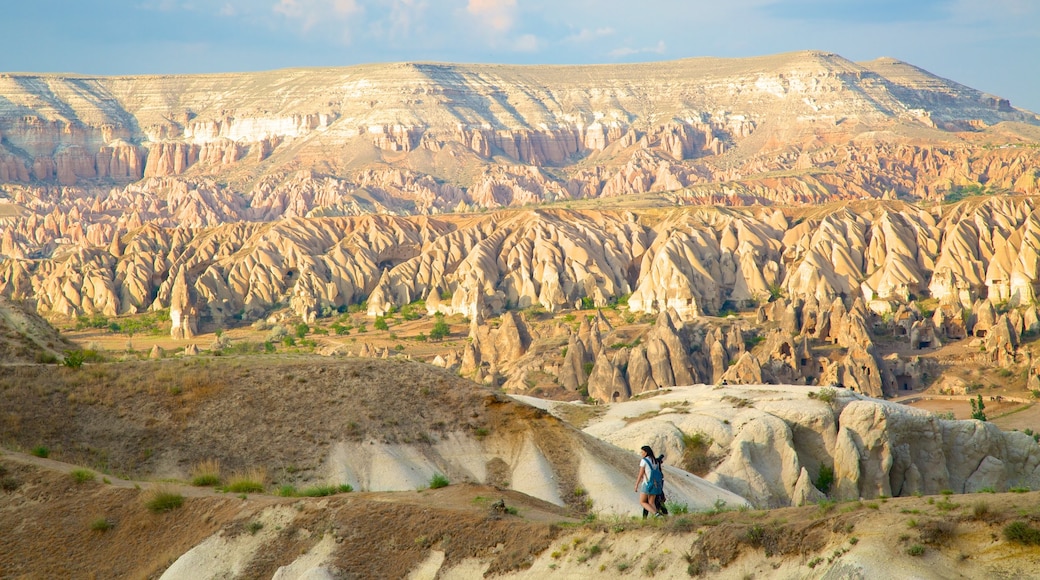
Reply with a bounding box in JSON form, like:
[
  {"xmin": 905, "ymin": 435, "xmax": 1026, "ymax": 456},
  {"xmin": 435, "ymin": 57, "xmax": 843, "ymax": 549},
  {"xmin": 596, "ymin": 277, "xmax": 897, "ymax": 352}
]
[{"xmin": 640, "ymin": 480, "xmax": 662, "ymax": 495}]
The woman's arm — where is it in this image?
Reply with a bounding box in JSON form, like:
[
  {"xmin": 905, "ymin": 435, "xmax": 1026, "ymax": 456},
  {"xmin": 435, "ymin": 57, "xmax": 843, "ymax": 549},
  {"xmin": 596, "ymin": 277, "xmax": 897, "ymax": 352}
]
[{"xmin": 635, "ymin": 463, "xmax": 646, "ymax": 491}]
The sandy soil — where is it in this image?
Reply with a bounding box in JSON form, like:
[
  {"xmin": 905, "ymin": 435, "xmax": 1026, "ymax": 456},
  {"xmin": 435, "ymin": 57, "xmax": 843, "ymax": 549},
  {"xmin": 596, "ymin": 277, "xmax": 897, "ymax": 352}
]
[{"xmin": 6, "ymin": 451, "xmax": 1040, "ymax": 579}]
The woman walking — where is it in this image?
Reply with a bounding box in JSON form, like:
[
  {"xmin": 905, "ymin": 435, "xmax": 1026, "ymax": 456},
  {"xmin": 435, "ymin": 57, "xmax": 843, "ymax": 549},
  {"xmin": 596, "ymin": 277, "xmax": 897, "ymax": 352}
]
[{"xmin": 635, "ymin": 445, "xmax": 665, "ymax": 518}]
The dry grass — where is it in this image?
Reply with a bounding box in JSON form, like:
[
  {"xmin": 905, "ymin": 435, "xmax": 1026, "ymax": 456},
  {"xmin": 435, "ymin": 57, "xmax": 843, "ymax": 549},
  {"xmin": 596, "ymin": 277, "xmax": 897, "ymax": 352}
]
[
  {"xmin": 190, "ymin": 459, "xmax": 222, "ymax": 486},
  {"xmin": 225, "ymin": 467, "xmax": 267, "ymax": 493}
]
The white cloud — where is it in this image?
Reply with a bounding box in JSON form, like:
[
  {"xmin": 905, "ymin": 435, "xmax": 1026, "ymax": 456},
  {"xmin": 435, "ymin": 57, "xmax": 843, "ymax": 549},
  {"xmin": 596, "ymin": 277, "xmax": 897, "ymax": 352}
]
[
  {"xmin": 564, "ymin": 27, "xmax": 615, "ymax": 44},
  {"xmin": 467, "ymin": 0, "xmax": 517, "ymax": 32},
  {"xmin": 609, "ymin": 40, "xmax": 666, "ymax": 58},
  {"xmin": 513, "ymin": 33, "xmax": 540, "ymax": 52},
  {"xmin": 273, "ymin": 0, "xmax": 362, "ymax": 33}
]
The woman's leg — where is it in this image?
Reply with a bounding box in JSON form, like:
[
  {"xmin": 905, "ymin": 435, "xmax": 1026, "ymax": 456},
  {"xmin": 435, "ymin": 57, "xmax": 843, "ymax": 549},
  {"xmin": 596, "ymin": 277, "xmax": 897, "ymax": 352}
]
[{"xmin": 639, "ymin": 492, "xmax": 657, "ymax": 516}]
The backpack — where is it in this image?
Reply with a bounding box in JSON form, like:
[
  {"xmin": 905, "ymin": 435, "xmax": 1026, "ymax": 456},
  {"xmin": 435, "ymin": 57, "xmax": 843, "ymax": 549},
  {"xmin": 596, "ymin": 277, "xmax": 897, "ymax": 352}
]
[{"xmin": 643, "ymin": 456, "xmax": 664, "ymax": 492}]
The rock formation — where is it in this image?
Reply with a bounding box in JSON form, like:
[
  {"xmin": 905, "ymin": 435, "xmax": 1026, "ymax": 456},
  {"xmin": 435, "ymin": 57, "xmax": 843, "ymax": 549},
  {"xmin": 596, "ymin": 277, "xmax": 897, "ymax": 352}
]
[{"xmin": 586, "ymin": 384, "xmax": 1040, "ymax": 508}]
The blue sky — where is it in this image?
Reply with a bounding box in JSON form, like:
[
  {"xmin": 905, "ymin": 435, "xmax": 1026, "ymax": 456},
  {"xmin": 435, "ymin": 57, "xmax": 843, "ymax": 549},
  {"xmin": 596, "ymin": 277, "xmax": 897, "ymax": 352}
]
[{"xmin": 3, "ymin": 0, "xmax": 1039, "ymax": 112}]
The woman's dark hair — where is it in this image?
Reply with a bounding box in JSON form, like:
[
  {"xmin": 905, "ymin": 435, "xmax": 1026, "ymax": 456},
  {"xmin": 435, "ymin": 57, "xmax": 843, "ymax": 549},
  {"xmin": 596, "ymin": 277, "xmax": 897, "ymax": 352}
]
[{"xmin": 641, "ymin": 445, "xmax": 663, "ymax": 465}]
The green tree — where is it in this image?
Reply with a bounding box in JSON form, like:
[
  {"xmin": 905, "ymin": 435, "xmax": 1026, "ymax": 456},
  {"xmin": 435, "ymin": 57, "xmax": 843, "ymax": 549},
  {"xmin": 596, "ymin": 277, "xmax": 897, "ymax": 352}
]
[
  {"xmin": 374, "ymin": 316, "xmax": 389, "ymax": 331},
  {"xmin": 970, "ymin": 394, "xmax": 987, "ymax": 421},
  {"xmin": 429, "ymin": 313, "xmax": 449, "ymax": 341},
  {"xmin": 295, "ymin": 323, "xmax": 310, "ymax": 339}
]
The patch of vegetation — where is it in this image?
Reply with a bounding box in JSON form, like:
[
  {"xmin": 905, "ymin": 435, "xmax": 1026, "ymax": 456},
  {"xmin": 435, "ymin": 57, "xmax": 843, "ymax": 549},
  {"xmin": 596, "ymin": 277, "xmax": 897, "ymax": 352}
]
[
  {"xmin": 743, "ymin": 334, "xmax": 766, "ymax": 350},
  {"xmin": 429, "ymin": 473, "xmax": 450, "ymax": 489},
  {"xmin": 190, "ymin": 459, "xmax": 222, "ymax": 487},
  {"xmin": 30, "ymin": 446, "xmax": 49, "ymax": 458},
  {"xmin": 90, "ymin": 517, "xmax": 113, "ymax": 532},
  {"xmin": 944, "ymin": 183, "xmax": 1005, "ymax": 204},
  {"xmin": 919, "ymin": 520, "xmax": 957, "ymax": 546},
  {"xmin": 429, "ymin": 314, "xmax": 450, "ymax": 341},
  {"xmin": 145, "ymin": 488, "xmax": 185, "ymax": 513},
  {"xmin": 722, "ymin": 395, "xmax": 753, "ymax": 408},
  {"xmin": 680, "ymin": 431, "xmax": 716, "ymax": 476},
  {"xmin": 970, "ymin": 394, "xmax": 988, "ymax": 421},
  {"xmin": 70, "ymin": 469, "xmax": 95, "ymax": 484},
  {"xmin": 1004, "ymin": 521, "xmax": 1040, "ymax": 545},
  {"xmin": 247, "ymin": 521, "xmax": 264, "ymax": 535},
  {"xmin": 300, "ymin": 485, "xmax": 340, "ymax": 497},
  {"xmin": 906, "ymin": 544, "xmax": 925, "ymax": 557},
  {"xmin": 814, "ymin": 464, "xmax": 835, "ymax": 495},
  {"xmin": 277, "ymin": 485, "xmax": 298, "ymax": 497},
  {"xmin": 808, "ymin": 387, "xmax": 837, "ymax": 404},
  {"xmin": 224, "ymin": 469, "xmax": 266, "ymax": 493}
]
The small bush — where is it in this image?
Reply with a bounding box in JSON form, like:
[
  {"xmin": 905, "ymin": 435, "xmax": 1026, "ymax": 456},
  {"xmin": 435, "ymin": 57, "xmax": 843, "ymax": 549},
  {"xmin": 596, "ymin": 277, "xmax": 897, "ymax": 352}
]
[
  {"xmin": 146, "ymin": 488, "xmax": 185, "ymax": 513},
  {"xmin": 90, "ymin": 518, "xmax": 113, "ymax": 532},
  {"xmin": 190, "ymin": 459, "xmax": 222, "ymax": 487},
  {"xmin": 247, "ymin": 521, "xmax": 264, "ymax": 535},
  {"xmin": 31, "ymin": 446, "xmax": 49, "ymax": 458},
  {"xmin": 1004, "ymin": 521, "xmax": 1040, "ymax": 545},
  {"xmin": 972, "ymin": 501, "xmax": 990, "ymax": 520},
  {"xmin": 300, "ymin": 485, "xmax": 338, "ymax": 497},
  {"xmin": 815, "ymin": 464, "xmax": 835, "ymax": 495},
  {"xmin": 429, "ymin": 474, "xmax": 450, "ymax": 489},
  {"xmin": 906, "ymin": 544, "xmax": 925, "ymax": 557},
  {"xmin": 277, "ymin": 485, "xmax": 298, "ymax": 497},
  {"xmin": 225, "ymin": 468, "xmax": 266, "ymax": 494},
  {"xmin": 70, "ymin": 469, "xmax": 96, "ymax": 484},
  {"xmin": 664, "ymin": 500, "xmax": 690, "ymax": 515},
  {"xmin": 919, "ymin": 520, "xmax": 957, "ymax": 546},
  {"xmin": 338, "ymin": 484, "xmax": 353, "ymax": 493},
  {"xmin": 681, "ymin": 431, "xmax": 716, "ymax": 476},
  {"xmin": 63, "ymin": 350, "xmax": 86, "ymax": 368},
  {"xmin": 816, "ymin": 387, "xmax": 837, "ymax": 404}
]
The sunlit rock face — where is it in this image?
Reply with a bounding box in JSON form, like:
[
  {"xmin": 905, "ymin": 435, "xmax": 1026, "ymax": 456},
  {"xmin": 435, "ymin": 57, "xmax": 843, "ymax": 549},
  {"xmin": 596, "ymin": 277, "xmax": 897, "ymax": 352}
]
[{"xmin": 2, "ymin": 52, "xmax": 1039, "ymax": 227}]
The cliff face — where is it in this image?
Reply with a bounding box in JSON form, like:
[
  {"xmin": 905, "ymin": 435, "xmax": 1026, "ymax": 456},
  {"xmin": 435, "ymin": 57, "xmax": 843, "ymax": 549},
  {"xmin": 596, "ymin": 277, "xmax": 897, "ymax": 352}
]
[
  {"xmin": 1, "ymin": 51, "xmax": 1037, "ymax": 207},
  {"xmin": 7, "ymin": 198, "xmax": 1040, "ymax": 322}
]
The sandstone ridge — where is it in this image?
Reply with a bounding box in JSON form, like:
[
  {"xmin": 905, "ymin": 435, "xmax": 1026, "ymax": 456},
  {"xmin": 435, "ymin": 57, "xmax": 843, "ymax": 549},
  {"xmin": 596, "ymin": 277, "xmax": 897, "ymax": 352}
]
[{"xmin": 1, "ymin": 52, "xmax": 1038, "ymax": 221}]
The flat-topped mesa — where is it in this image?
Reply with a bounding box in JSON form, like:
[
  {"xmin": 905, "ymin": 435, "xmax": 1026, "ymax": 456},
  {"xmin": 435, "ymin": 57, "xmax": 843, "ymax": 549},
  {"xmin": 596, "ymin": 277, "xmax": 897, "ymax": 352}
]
[{"xmin": 1, "ymin": 52, "xmax": 1036, "ymax": 189}]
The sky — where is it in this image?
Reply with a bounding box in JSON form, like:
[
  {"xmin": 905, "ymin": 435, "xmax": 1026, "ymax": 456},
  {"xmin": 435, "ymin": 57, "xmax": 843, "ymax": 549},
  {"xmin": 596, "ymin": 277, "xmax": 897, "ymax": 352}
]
[{"xmin": 3, "ymin": 0, "xmax": 1040, "ymax": 112}]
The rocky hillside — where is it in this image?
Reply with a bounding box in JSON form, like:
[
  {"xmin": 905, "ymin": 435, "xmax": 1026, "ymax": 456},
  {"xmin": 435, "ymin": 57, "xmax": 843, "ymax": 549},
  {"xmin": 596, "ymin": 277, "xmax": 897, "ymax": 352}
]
[
  {"xmin": 6, "ymin": 395, "xmax": 1040, "ymax": 579},
  {"xmin": 0, "ymin": 356, "xmax": 743, "ymax": 516},
  {"xmin": 8, "ymin": 198, "xmax": 1040, "ymax": 401},
  {"xmin": 2, "ymin": 52, "xmax": 1040, "ymax": 259}
]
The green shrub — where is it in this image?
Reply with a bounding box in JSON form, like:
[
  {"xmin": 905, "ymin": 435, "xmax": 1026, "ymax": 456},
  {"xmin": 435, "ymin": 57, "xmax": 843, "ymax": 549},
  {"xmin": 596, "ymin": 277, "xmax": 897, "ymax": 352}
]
[
  {"xmin": 970, "ymin": 394, "xmax": 987, "ymax": 421},
  {"xmin": 31, "ymin": 446, "xmax": 49, "ymax": 458},
  {"xmin": 1004, "ymin": 521, "xmax": 1040, "ymax": 545},
  {"xmin": 815, "ymin": 464, "xmax": 835, "ymax": 495},
  {"xmin": 338, "ymin": 484, "xmax": 353, "ymax": 493},
  {"xmin": 300, "ymin": 485, "xmax": 338, "ymax": 497},
  {"xmin": 247, "ymin": 521, "xmax": 264, "ymax": 535},
  {"xmin": 70, "ymin": 469, "xmax": 96, "ymax": 484},
  {"xmin": 90, "ymin": 518, "xmax": 113, "ymax": 532},
  {"xmin": 429, "ymin": 317, "xmax": 450, "ymax": 341},
  {"xmin": 190, "ymin": 460, "xmax": 221, "ymax": 487},
  {"xmin": 277, "ymin": 485, "xmax": 298, "ymax": 497},
  {"xmin": 374, "ymin": 317, "xmax": 389, "ymax": 331},
  {"xmin": 224, "ymin": 468, "xmax": 265, "ymax": 493},
  {"xmin": 680, "ymin": 431, "xmax": 715, "ymax": 476},
  {"xmin": 146, "ymin": 489, "xmax": 185, "ymax": 513},
  {"xmin": 906, "ymin": 544, "xmax": 925, "ymax": 556},
  {"xmin": 429, "ymin": 474, "xmax": 450, "ymax": 489},
  {"xmin": 816, "ymin": 387, "xmax": 837, "ymax": 404}
]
